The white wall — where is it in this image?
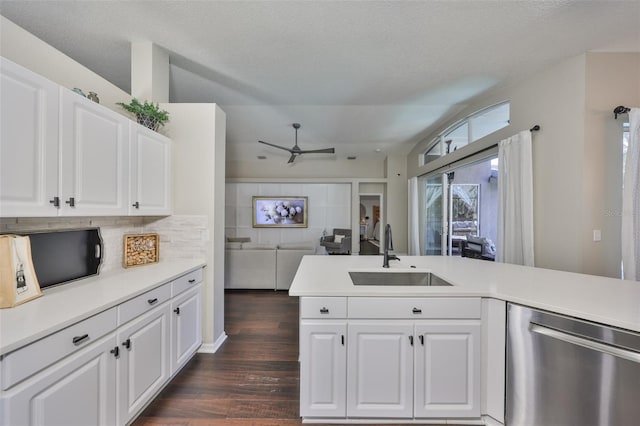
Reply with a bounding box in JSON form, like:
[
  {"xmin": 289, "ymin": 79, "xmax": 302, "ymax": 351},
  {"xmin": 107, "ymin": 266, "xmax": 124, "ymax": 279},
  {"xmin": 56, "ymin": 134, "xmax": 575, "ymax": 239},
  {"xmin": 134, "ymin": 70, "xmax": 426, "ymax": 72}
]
[
  {"xmin": 226, "ymin": 182, "xmax": 351, "ymax": 248},
  {"xmin": 227, "ymin": 158, "xmax": 385, "ymax": 179},
  {"xmin": 407, "ymin": 53, "xmax": 640, "ymax": 278},
  {"xmin": 163, "ymin": 103, "xmax": 226, "ymax": 349},
  {"xmin": 583, "ymin": 53, "xmax": 640, "ymax": 278},
  {"xmin": 385, "ymin": 154, "xmax": 409, "ymax": 254},
  {"xmin": 0, "ymin": 16, "xmax": 132, "ymax": 115}
]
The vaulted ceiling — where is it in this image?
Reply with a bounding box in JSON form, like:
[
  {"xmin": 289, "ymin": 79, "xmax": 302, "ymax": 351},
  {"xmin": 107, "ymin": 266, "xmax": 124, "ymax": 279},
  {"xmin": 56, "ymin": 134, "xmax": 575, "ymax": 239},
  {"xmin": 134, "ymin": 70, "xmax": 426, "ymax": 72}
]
[{"xmin": 1, "ymin": 1, "xmax": 639, "ymax": 162}]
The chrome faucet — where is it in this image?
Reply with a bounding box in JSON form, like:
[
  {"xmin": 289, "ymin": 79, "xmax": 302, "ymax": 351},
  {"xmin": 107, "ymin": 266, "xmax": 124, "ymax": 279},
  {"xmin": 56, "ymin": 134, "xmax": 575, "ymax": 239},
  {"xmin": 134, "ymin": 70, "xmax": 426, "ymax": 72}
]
[{"xmin": 383, "ymin": 224, "xmax": 400, "ymax": 268}]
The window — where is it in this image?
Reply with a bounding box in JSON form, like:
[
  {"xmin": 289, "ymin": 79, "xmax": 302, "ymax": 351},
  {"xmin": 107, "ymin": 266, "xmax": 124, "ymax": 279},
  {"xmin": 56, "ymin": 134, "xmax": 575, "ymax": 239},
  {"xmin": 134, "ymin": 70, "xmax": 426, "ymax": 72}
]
[
  {"xmin": 470, "ymin": 102, "xmax": 510, "ymax": 141},
  {"xmin": 422, "ymin": 102, "xmax": 510, "ymax": 166}
]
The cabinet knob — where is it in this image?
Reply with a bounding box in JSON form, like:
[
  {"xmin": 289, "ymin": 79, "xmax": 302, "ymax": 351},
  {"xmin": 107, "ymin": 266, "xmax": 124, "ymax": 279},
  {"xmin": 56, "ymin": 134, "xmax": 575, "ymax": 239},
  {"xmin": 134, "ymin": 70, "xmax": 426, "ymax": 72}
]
[
  {"xmin": 65, "ymin": 197, "xmax": 75, "ymax": 207},
  {"xmin": 132, "ymin": 201, "xmax": 140, "ymax": 209},
  {"xmin": 49, "ymin": 196, "xmax": 60, "ymax": 208}
]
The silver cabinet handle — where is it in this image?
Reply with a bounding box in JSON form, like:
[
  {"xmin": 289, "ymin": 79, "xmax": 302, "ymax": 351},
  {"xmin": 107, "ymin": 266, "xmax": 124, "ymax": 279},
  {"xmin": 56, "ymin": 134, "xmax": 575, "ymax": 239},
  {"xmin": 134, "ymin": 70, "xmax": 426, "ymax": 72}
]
[{"xmin": 530, "ymin": 323, "xmax": 640, "ymax": 364}]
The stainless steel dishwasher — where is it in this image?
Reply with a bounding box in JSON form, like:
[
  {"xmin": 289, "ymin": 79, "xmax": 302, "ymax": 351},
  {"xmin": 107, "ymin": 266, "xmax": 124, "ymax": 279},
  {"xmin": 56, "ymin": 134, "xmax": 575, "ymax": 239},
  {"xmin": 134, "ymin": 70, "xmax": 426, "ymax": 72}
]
[{"xmin": 506, "ymin": 303, "xmax": 640, "ymax": 426}]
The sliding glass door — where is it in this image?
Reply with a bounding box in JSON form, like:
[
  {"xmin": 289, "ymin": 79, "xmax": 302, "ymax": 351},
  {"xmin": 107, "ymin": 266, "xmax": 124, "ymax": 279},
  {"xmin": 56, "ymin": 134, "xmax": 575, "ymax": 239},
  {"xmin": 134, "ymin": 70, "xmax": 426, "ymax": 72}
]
[
  {"xmin": 422, "ymin": 174, "xmax": 446, "ymax": 255},
  {"xmin": 420, "ymin": 156, "xmax": 498, "ymax": 257}
]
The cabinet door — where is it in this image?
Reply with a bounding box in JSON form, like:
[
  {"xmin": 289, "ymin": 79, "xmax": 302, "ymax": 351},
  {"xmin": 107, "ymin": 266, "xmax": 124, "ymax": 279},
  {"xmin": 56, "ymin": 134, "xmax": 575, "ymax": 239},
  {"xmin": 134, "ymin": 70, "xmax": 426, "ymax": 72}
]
[
  {"xmin": 0, "ymin": 58, "xmax": 59, "ymax": 217},
  {"xmin": 129, "ymin": 123, "xmax": 172, "ymax": 215},
  {"xmin": 171, "ymin": 285, "xmax": 202, "ymax": 374},
  {"xmin": 117, "ymin": 303, "xmax": 171, "ymax": 425},
  {"xmin": 414, "ymin": 321, "xmax": 481, "ymax": 418},
  {"xmin": 347, "ymin": 321, "xmax": 413, "ymax": 418},
  {"xmin": 300, "ymin": 321, "xmax": 347, "ymax": 417},
  {"xmin": 1, "ymin": 334, "xmax": 117, "ymax": 426},
  {"xmin": 59, "ymin": 88, "xmax": 129, "ymax": 216}
]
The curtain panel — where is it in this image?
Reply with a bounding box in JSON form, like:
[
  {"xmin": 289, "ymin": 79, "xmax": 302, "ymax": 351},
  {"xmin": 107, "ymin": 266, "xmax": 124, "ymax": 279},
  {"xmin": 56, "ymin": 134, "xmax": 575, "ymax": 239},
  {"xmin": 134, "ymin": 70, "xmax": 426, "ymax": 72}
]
[
  {"xmin": 497, "ymin": 130, "xmax": 535, "ymax": 266},
  {"xmin": 622, "ymin": 108, "xmax": 640, "ymax": 281}
]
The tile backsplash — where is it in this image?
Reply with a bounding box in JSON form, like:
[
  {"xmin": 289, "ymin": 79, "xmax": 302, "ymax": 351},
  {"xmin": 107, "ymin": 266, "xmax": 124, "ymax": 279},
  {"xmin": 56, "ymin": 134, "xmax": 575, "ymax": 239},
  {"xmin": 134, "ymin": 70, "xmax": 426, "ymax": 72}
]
[{"xmin": 0, "ymin": 215, "xmax": 208, "ymax": 274}]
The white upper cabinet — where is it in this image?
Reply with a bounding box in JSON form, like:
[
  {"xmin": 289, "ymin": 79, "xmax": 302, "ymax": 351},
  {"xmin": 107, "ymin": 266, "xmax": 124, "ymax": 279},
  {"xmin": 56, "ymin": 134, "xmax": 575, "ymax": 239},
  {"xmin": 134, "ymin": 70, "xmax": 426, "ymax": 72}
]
[
  {"xmin": 1, "ymin": 57, "xmax": 172, "ymax": 218},
  {"xmin": 60, "ymin": 88, "xmax": 130, "ymax": 216},
  {"xmin": 0, "ymin": 57, "xmax": 60, "ymax": 217},
  {"xmin": 129, "ymin": 123, "xmax": 172, "ymax": 215}
]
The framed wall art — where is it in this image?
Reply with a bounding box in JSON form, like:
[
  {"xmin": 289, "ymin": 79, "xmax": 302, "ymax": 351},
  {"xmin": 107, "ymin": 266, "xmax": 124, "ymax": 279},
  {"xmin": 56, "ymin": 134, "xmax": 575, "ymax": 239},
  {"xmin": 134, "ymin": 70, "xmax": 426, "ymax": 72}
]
[{"xmin": 253, "ymin": 196, "xmax": 308, "ymax": 228}]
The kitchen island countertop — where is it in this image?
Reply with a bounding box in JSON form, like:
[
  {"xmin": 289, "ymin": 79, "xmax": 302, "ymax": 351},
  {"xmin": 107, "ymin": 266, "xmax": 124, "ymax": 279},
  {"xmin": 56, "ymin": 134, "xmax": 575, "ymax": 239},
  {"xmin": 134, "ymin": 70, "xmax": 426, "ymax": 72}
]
[{"xmin": 289, "ymin": 255, "xmax": 640, "ymax": 333}]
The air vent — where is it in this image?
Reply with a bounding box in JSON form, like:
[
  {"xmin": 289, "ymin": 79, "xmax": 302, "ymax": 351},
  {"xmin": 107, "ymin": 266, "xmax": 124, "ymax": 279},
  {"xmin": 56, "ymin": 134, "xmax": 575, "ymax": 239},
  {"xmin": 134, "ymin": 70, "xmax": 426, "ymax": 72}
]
[
  {"xmin": 347, "ymin": 156, "xmax": 356, "ymax": 160},
  {"xmin": 257, "ymin": 155, "xmax": 267, "ymax": 160}
]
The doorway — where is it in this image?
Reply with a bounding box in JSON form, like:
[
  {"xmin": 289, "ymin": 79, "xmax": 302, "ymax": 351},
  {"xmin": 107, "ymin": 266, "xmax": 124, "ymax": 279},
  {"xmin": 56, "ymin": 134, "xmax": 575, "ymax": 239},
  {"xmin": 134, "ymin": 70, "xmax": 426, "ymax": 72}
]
[{"xmin": 359, "ymin": 193, "xmax": 383, "ymax": 255}]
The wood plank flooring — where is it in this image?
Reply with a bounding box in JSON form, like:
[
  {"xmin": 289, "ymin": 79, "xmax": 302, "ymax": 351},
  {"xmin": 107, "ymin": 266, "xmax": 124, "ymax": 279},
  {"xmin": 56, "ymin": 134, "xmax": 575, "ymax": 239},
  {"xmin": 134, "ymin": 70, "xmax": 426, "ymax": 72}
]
[{"xmin": 133, "ymin": 290, "xmax": 450, "ymax": 426}]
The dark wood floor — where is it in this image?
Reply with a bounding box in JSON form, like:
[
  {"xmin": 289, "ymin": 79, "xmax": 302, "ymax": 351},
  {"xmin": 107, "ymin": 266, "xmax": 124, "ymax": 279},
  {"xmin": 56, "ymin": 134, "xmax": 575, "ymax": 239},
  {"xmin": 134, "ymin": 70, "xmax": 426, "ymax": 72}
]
[{"xmin": 133, "ymin": 290, "xmax": 448, "ymax": 426}]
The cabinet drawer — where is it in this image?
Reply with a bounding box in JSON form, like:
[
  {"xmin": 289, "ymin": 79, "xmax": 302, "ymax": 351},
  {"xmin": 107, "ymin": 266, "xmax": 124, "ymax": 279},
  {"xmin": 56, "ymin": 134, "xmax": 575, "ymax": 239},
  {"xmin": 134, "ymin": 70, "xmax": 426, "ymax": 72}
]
[
  {"xmin": 172, "ymin": 268, "xmax": 203, "ymax": 296},
  {"xmin": 1, "ymin": 307, "xmax": 117, "ymax": 390},
  {"xmin": 300, "ymin": 297, "xmax": 347, "ymax": 318},
  {"xmin": 348, "ymin": 297, "xmax": 481, "ymax": 319},
  {"xmin": 118, "ymin": 282, "xmax": 171, "ymax": 325}
]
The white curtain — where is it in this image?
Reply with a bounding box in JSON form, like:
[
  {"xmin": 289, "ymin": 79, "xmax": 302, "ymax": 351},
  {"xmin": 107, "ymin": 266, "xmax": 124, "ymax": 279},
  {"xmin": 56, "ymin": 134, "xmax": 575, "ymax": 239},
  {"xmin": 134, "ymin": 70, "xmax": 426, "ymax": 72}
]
[
  {"xmin": 497, "ymin": 130, "xmax": 535, "ymax": 266},
  {"xmin": 408, "ymin": 177, "xmax": 420, "ymax": 255},
  {"xmin": 622, "ymin": 108, "xmax": 640, "ymax": 281}
]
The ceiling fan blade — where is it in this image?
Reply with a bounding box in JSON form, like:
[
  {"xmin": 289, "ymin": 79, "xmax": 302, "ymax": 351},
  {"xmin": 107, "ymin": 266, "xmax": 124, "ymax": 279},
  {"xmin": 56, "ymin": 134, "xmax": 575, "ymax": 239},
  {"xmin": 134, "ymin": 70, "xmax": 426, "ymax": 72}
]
[
  {"xmin": 298, "ymin": 147, "xmax": 336, "ymax": 154},
  {"xmin": 258, "ymin": 140, "xmax": 292, "ymax": 152},
  {"xmin": 288, "ymin": 154, "xmax": 297, "ymax": 163}
]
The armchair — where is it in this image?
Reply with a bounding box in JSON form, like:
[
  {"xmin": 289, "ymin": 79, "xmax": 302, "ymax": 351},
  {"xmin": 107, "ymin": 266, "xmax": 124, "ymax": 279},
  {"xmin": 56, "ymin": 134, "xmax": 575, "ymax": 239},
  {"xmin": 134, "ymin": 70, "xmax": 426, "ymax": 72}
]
[{"xmin": 320, "ymin": 228, "xmax": 352, "ymax": 255}]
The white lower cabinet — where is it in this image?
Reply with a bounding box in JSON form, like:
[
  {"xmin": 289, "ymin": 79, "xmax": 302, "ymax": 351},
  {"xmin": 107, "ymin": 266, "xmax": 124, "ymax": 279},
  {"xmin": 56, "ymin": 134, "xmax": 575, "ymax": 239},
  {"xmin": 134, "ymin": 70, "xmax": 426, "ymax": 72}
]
[
  {"xmin": 299, "ymin": 296, "xmax": 482, "ymax": 422},
  {"xmin": 171, "ymin": 285, "xmax": 202, "ymax": 375},
  {"xmin": 299, "ymin": 321, "xmax": 347, "ymax": 417},
  {"xmin": 116, "ymin": 303, "xmax": 171, "ymax": 425},
  {"xmin": 0, "ymin": 268, "xmax": 203, "ymax": 426},
  {"xmin": 2, "ymin": 334, "xmax": 117, "ymax": 426},
  {"xmin": 414, "ymin": 321, "xmax": 481, "ymax": 418},
  {"xmin": 347, "ymin": 321, "xmax": 414, "ymax": 418}
]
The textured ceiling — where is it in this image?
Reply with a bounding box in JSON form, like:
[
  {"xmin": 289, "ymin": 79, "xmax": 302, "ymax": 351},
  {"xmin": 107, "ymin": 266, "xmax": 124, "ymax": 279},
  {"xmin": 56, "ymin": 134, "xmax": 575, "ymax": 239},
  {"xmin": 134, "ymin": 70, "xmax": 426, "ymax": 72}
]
[{"xmin": 1, "ymin": 0, "xmax": 639, "ymax": 162}]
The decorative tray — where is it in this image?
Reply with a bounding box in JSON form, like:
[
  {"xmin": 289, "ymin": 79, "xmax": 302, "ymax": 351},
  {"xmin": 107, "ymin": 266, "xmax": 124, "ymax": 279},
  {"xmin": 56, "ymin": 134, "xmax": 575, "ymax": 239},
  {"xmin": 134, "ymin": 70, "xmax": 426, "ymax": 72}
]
[{"xmin": 123, "ymin": 233, "xmax": 159, "ymax": 268}]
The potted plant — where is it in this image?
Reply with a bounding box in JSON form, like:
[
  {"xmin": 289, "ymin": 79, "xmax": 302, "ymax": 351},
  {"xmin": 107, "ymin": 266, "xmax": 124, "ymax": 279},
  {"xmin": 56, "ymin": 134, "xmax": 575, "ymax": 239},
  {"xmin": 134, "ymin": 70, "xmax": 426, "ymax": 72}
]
[{"xmin": 116, "ymin": 98, "xmax": 169, "ymax": 131}]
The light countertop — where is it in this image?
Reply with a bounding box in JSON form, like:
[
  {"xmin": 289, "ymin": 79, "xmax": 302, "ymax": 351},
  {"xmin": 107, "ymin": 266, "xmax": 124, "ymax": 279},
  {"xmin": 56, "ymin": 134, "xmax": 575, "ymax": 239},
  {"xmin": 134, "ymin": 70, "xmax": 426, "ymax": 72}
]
[
  {"xmin": 0, "ymin": 259, "xmax": 206, "ymax": 355},
  {"xmin": 289, "ymin": 256, "xmax": 640, "ymax": 333}
]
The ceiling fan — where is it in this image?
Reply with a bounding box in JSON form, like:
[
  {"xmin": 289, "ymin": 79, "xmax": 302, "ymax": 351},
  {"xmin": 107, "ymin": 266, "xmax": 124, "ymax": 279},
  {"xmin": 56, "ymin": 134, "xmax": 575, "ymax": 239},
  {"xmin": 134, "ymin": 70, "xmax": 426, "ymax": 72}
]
[{"xmin": 259, "ymin": 123, "xmax": 335, "ymax": 163}]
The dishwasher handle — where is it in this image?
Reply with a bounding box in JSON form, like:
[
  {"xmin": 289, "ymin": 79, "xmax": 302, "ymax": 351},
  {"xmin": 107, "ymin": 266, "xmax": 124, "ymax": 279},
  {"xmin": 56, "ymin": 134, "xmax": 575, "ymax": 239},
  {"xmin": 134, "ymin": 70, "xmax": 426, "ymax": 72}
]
[{"xmin": 530, "ymin": 322, "xmax": 640, "ymax": 364}]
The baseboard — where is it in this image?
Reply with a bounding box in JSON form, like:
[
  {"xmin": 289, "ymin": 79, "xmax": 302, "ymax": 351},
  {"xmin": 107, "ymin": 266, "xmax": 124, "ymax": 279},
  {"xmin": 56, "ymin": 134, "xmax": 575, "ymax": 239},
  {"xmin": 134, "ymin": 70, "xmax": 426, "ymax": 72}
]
[{"xmin": 198, "ymin": 332, "xmax": 228, "ymax": 353}]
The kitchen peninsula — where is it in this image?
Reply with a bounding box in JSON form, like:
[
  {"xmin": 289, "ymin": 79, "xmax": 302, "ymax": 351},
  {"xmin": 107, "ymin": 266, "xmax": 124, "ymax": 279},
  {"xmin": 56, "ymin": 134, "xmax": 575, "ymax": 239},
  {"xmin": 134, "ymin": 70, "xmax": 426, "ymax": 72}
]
[{"xmin": 289, "ymin": 255, "xmax": 640, "ymax": 424}]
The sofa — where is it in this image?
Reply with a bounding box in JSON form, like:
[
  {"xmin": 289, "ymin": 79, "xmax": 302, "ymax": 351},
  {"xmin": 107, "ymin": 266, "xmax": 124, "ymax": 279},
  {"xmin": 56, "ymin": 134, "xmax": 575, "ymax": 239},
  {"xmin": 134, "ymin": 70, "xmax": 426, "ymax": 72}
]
[{"xmin": 225, "ymin": 240, "xmax": 317, "ymax": 290}]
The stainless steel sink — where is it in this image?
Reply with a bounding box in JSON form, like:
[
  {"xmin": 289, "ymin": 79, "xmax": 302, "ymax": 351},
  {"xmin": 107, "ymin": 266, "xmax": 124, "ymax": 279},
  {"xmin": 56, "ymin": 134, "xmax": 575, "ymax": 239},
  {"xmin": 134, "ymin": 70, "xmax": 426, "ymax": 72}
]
[{"xmin": 348, "ymin": 271, "xmax": 453, "ymax": 286}]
